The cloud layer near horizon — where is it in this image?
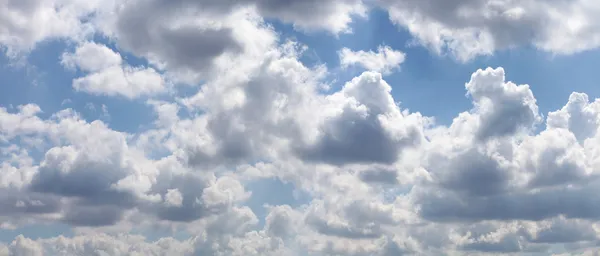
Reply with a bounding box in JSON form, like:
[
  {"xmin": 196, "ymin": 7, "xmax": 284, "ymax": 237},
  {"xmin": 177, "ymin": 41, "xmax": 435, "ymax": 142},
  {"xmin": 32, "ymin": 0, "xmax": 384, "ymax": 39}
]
[{"xmin": 2, "ymin": 0, "xmax": 600, "ymax": 255}]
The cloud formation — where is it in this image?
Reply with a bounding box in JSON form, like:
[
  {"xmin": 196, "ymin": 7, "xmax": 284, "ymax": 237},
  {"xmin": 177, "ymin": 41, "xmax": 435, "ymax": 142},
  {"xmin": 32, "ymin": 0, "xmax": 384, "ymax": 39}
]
[
  {"xmin": 2, "ymin": 0, "xmax": 600, "ymax": 255},
  {"xmin": 379, "ymin": 0, "xmax": 600, "ymax": 60},
  {"xmin": 339, "ymin": 46, "xmax": 406, "ymax": 75}
]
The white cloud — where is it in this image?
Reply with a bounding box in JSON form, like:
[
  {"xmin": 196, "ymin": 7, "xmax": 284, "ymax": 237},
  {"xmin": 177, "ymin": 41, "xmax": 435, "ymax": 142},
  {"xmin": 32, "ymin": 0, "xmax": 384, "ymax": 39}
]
[
  {"xmin": 72, "ymin": 65, "xmax": 165, "ymax": 99},
  {"xmin": 4, "ymin": 0, "xmax": 600, "ymax": 255},
  {"xmin": 163, "ymin": 189, "xmax": 183, "ymax": 207},
  {"xmin": 63, "ymin": 42, "xmax": 166, "ymax": 99},
  {"xmin": 3, "ymin": 233, "xmax": 193, "ymax": 256},
  {"xmin": 61, "ymin": 42, "xmax": 122, "ymax": 72},
  {"xmin": 0, "ymin": 0, "xmax": 107, "ymax": 57},
  {"xmin": 339, "ymin": 45, "xmax": 406, "ymax": 75},
  {"xmin": 379, "ymin": 0, "xmax": 600, "ymax": 61},
  {"xmin": 5, "ymin": 56, "xmax": 600, "ymax": 255},
  {"xmin": 547, "ymin": 92, "xmax": 600, "ymax": 143},
  {"xmin": 4, "ymin": 0, "xmax": 600, "ymax": 64}
]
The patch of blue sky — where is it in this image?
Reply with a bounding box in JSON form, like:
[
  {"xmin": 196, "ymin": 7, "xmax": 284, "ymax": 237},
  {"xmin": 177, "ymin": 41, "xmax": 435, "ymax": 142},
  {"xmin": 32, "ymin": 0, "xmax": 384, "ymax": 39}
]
[
  {"xmin": 0, "ymin": 38, "xmax": 160, "ymax": 135},
  {"xmin": 244, "ymin": 177, "xmax": 312, "ymax": 228},
  {"xmin": 0, "ymin": 223, "xmax": 73, "ymax": 243}
]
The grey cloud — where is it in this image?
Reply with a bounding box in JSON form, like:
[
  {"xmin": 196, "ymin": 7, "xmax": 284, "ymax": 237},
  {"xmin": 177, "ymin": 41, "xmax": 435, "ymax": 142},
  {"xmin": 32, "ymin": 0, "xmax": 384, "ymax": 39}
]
[
  {"xmin": 415, "ymin": 183, "xmax": 600, "ymax": 222},
  {"xmin": 0, "ymin": 190, "xmax": 62, "ymax": 216},
  {"xmin": 149, "ymin": 172, "xmax": 214, "ymax": 222},
  {"xmin": 24, "ymin": 143, "xmax": 241, "ymax": 226},
  {"xmin": 412, "ymin": 70, "xmax": 600, "ymax": 228},
  {"xmin": 381, "ymin": 0, "xmax": 544, "ymax": 45},
  {"xmin": 182, "ymin": 48, "xmax": 317, "ymax": 165},
  {"xmin": 358, "ymin": 168, "xmax": 398, "ymax": 184},
  {"xmin": 26, "ymin": 146, "xmax": 136, "ymax": 226},
  {"xmin": 30, "ymin": 161, "xmax": 129, "ymax": 200},
  {"xmin": 521, "ymin": 129, "xmax": 589, "ymax": 189},
  {"xmin": 413, "ymin": 67, "xmax": 551, "ymax": 224},
  {"xmin": 466, "ymin": 67, "xmax": 539, "ymax": 140},
  {"xmin": 531, "ymin": 220, "xmax": 597, "ymax": 244},
  {"xmin": 201, "ymin": 113, "xmax": 257, "ymax": 165},
  {"xmin": 139, "ymin": 0, "xmax": 363, "ymax": 32},
  {"xmin": 296, "ymin": 71, "xmax": 424, "ymax": 165},
  {"xmin": 298, "ymin": 109, "xmax": 406, "ymax": 165},
  {"xmin": 115, "ymin": 3, "xmax": 242, "ymax": 74},
  {"xmin": 476, "ymin": 98, "xmax": 539, "ymax": 140},
  {"xmin": 379, "ymin": 0, "xmax": 600, "ymax": 60},
  {"xmin": 429, "ymin": 147, "xmax": 512, "ymax": 197},
  {"xmin": 109, "ymin": 0, "xmax": 362, "ymax": 80},
  {"xmin": 254, "ymin": 0, "xmax": 362, "ymax": 28},
  {"xmin": 205, "ymin": 206, "xmax": 258, "ymax": 237},
  {"xmin": 62, "ymin": 205, "xmax": 124, "ymax": 227}
]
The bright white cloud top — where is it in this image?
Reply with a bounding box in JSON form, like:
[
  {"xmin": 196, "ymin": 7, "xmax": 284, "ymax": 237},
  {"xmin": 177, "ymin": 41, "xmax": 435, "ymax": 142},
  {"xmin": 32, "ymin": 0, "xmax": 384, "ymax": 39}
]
[
  {"xmin": 339, "ymin": 46, "xmax": 406, "ymax": 75},
  {"xmin": 1, "ymin": 0, "xmax": 600, "ymax": 255}
]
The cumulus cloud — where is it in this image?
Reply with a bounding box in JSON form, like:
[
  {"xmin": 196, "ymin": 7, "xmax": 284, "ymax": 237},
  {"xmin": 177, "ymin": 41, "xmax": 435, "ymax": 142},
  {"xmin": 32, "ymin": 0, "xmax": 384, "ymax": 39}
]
[
  {"xmin": 339, "ymin": 45, "xmax": 406, "ymax": 75},
  {"xmin": 296, "ymin": 71, "xmax": 426, "ymax": 165},
  {"xmin": 62, "ymin": 42, "xmax": 166, "ymax": 99},
  {"xmin": 379, "ymin": 0, "xmax": 600, "ymax": 61},
  {"xmin": 4, "ymin": 0, "xmax": 600, "ymax": 255},
  {"xmin": 5, "ymin": 0, "xmax": 600, "ymax": 63},
  {"xmin": 406, "ymin": 70, "xmax": 600, "ymax": 253},
  {"xmin": 6, "ymin": 60, "xmax": 600, "ymax": 254},
  {"xmin": 0, "ymin": 0, "xmax": 108, "ymax": 57}
]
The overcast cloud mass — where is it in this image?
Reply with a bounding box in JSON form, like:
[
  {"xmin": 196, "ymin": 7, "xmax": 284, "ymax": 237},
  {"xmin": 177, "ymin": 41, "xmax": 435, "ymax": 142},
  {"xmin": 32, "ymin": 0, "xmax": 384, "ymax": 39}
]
[{"xmin": 2, "ymin": 0, "xmax": 600, "ymax": 255}]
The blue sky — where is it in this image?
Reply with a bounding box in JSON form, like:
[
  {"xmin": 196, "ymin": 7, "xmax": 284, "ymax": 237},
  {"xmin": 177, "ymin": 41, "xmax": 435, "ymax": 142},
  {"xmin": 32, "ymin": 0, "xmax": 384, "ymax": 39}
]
[{"xmin": 3, "ymin": 1, "xmax": 600, "ymax": 255}]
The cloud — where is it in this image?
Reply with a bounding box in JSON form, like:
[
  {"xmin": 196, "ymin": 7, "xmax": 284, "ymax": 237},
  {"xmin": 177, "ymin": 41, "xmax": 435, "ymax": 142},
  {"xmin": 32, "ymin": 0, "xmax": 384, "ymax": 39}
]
[
  {"xmin": 296, "ymin": 71, "xmax": 426, "ymax": 165},
  {"xmin": 0, "ymin": 0, "xmax": 107, "ymax": 57},
  {"xmin": 62, "ymin": 42, "xmax": 166, "ymax": 99},
  {"xmin": 4, "ymin": 40, "xmax": 600, "ymax": 254},
  {"xmin": 407, "ymin": 70, "xmax": 600, "ymax": 251},
  {"xmin": 0, "ymin": 106, "xmax": 255, "ymax": 229},
  {"xmin": 5, "ymin": 0, "xmax": 600, "ymax": 64},
  {"xmin": 466, "ymin": 67, "xmax": 540, "ymax": 140},
  {"xmin": 357, "ymin": 167, "xmax": 399, "ymax": 184},
  {"xmin": 256, "ymin": 0, "xmax": 367, "ymax": 33},
  {"xmin": 339, "ymin": 45, "xmax": 406, "ymax": 75},
  {"xmin": 2, "ymin": 233, "xmax": 193, "ymax": 256},
  {"xmin": 547, "ymin": 92, "xmax": 600, "ymax": 143},
  {"xmin": 4, "ymin": 58, "xmax": 600, "ymax": 254},
  {"xmin": 379, "ymin": 0, "xmax": 600, "ymax": 61},
  {"xmin": 4, "ymin": 0, "xmax": 600, "ymax": 255}
]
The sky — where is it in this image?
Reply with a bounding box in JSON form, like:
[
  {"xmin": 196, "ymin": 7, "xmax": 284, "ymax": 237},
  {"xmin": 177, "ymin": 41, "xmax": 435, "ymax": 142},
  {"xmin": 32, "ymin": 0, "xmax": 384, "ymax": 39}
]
[{"xmin": 2, "ymin": 0, "xmax": 600, "ymax": 255}]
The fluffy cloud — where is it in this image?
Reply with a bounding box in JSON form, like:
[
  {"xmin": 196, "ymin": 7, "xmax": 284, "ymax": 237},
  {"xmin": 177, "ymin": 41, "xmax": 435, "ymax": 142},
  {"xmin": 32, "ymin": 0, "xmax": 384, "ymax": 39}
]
[
  {"xmin": 0, "ymin": 0, "xmax": 108, "ymax": 57},
  {"xmin": 62, "ymin": 42, "xmax": 166, "ymax": 99},
  {"xmin": 1, "ymin": 233, "xmax": 193, "ymax": 255},
  {"xmin": 379, "ymin": 0, "xmax": 600, "ymax": 61},
  {"xmin": 296, "ymin": 71, "xmax": 426, "ymax": 165},
  {"xmin": 5, "ymin": 0, "xmax": 600, "ymax": 63},
  {"xmin": 339, "ymin": 45, "xmax": 406, "ymax": 75},
  {"xmin": 4, "ymin": 0, "xmax": 600, "ymax": 255},
  {"xmin": 3, "ymin": 62, "xmax": 600, "ymax": 255},
  {"xmin": 5, "ymin": 60, "xmax": 600, "ymax": 255}
]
